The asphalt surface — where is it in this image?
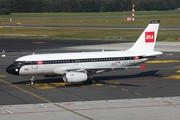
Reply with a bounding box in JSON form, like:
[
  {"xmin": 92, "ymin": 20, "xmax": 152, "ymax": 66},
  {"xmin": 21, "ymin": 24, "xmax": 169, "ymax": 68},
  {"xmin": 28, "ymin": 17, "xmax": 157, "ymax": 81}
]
[
  {"xmin": 0, "ymin": 38, "xmax": 120, "ymax": 52},
  {"xmin": 0, "ymin": 39, "xmax": 180, "ymax": 106}
]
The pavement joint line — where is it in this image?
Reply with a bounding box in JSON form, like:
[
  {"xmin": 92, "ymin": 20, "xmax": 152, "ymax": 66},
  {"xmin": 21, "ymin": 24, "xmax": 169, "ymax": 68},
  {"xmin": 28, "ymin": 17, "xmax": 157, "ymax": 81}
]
[
  {"xmin": 163, "ymin": 100, "xmax": 172, "ymax": 104},
  {"xmin": 32, "ymin": 42, "xmax": 47, "ymax": 44},
  {"xmin": 0, "ymin": 79, "xmax": 93, "ymax": 120}
]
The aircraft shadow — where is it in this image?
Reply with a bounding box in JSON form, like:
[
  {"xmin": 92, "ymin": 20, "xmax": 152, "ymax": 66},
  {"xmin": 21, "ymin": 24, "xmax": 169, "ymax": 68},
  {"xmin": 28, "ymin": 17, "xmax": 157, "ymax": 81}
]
[
  {"xmin": 96, "ymin": 70, "xmax": 162, "ymax": 81},
  {"xmin": 96, "ymin": 70, "xmax": 162, "ymax": 87}
]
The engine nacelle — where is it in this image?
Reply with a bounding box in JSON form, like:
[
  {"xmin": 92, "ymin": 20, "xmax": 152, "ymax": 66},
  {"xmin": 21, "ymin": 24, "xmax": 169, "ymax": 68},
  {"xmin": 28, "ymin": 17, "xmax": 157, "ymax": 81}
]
[{"xmin": 63, "ymin": 72, "xmax": 88, "ymax": 83}]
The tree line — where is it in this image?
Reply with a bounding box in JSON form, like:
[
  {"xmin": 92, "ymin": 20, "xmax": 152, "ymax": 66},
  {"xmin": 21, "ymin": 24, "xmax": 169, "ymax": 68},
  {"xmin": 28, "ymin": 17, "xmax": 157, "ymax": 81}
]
[{"xmin": 0, "ymin": 0, "xmax": 180, "ymax": 13}]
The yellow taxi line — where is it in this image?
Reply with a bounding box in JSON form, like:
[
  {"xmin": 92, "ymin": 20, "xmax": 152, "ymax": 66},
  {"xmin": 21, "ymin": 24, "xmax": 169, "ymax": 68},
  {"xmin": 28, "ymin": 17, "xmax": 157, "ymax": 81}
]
[
  {"xmin": 0, "ymin": 79, "xmax": 93, "ymax": 120},
  {"xmin": 146, "ymin": 60, "xmax": 180, "ymax": 64},
  {"xmin": 26, "ymin": 83, "xmax": 55, "ymax": 89},
  {"xmin": 164, "ymin": 75, "xmax": 180, "ymax": 80}
]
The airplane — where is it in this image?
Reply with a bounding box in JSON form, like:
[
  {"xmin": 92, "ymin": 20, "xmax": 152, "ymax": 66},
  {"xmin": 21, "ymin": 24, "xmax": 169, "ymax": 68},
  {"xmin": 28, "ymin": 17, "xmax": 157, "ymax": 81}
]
[{"xmin": 6, "ymin": 20, "xmax": 162, "ymax": 85}]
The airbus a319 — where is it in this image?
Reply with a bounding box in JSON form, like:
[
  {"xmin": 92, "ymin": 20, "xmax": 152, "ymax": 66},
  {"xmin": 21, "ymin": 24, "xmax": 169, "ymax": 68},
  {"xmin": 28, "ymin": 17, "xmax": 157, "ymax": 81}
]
[{"xmin": 6, "ymin": 20, "xmax": 162, "ymax": 85}]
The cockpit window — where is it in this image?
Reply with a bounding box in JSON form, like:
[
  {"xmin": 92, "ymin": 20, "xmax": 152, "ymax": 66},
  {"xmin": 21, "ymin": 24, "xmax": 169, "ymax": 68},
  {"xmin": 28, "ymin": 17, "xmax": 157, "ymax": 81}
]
[
  {"xmin": 14, "ymin": 61, "xmax": 25, "ymax": 66},
  {"xmin": 13, "ymin": 61, "xmax": 18, "ymax": 65}
]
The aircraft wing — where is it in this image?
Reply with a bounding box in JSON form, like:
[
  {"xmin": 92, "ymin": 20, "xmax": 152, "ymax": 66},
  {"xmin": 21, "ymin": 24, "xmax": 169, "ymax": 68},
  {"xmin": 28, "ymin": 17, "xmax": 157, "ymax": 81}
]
[{"xmin": 53, "ymin": 65, "xmax": 146, "ymax": 75}]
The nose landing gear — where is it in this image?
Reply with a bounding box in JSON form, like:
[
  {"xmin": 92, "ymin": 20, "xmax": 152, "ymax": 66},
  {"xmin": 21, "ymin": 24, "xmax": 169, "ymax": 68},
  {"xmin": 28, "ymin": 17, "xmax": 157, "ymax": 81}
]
[{"xmin": 30, "ymin": 76, "xmax": 35, "ymax": 85}]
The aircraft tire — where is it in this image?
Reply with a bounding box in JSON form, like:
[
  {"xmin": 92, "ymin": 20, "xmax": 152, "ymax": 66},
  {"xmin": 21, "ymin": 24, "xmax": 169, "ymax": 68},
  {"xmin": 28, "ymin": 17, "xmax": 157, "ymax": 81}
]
[{"xmin": 88, "ymin": 79, "xmax": 96, "ymax": 84}]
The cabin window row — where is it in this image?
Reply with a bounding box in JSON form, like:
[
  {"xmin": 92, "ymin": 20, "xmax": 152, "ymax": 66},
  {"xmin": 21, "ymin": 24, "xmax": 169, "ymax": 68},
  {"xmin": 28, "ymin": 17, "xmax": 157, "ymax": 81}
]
[{"xmin": 28, "ymin": 56, "xmax": 144, "ymax": 65}]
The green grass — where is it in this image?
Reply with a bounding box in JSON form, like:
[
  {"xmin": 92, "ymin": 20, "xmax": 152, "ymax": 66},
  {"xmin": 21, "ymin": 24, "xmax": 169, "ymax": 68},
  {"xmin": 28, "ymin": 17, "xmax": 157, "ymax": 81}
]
[
  {"xmin": 0, "ymin": 11, "xmax": 179, "ymax": 18},
  {"xmin": 0, "ymin": 11, "xmax": 180, "ymax": 26},
  {"xmin": 0, "ymin": 11, "xmax": 180, "ymax": 41},
  {"xmin": 0, "ymin": 27, "xmax": 179, "ymax": 41}
]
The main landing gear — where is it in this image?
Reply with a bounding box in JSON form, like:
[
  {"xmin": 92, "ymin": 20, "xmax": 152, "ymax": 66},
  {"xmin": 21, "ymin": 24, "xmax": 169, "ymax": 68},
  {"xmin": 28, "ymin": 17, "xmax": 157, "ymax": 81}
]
[
  {"xmin": 29, "ymin": 73, "xmax": 96, "ymax": 85},
  {"xmin": 30, "ymin": 76, "xmax": 35, "ymax": 85},
  {"xmin": 89, "ymin": 79, "xmax": 97, "ymax": 84},
  {"xmin": 87, "ymin": 73, "xmax": 96, "ymax": 84}
]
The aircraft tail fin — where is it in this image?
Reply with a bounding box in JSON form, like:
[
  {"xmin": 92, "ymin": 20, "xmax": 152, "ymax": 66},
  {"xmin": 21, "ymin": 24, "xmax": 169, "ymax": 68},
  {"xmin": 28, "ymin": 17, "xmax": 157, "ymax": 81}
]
[{"xmin": 127, "ymin": 20, "xmax": 160, "ymax": 52}]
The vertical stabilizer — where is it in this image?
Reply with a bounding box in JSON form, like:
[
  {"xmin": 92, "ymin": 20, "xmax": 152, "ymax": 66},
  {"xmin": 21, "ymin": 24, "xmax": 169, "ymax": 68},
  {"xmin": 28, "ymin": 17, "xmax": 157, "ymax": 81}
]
[{"xmin": 127, "ymin": 20, "xmax": 160, "ymax": 52}]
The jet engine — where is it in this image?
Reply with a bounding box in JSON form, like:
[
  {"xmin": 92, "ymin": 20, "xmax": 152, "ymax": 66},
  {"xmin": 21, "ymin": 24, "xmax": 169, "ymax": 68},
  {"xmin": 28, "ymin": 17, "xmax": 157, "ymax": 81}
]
[{"xmin": 63, "ymin": 72, "xmax": 88, "ymax": 82}]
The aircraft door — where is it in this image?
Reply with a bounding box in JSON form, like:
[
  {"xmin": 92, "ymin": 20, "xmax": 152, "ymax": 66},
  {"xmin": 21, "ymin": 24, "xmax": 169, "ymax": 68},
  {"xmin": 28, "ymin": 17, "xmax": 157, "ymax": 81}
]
[
  {"xmin": 31, "ymin": 57, "xmax": 38, "ymax": 69},
  {"xmin": 75, "ymin": 59, "xmax": 79, "ymax": 65},
  {"xmin": 130, "ymin": 57, "xmax": 135, "ymax": 65}
]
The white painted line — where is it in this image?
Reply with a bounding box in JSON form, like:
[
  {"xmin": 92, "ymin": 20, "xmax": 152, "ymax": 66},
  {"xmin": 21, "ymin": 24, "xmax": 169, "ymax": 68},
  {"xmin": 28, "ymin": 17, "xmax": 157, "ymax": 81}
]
[
  {"xmin": 39, "ymin": 104, "xmax": 48, "ymax": 108},
  {"xmin": 4, "ymin": 109, "xmax": 14, "ymax": 114},
  {"xmin": 2, "ymin": 55, "xmax": 6, "ymax": 57}
]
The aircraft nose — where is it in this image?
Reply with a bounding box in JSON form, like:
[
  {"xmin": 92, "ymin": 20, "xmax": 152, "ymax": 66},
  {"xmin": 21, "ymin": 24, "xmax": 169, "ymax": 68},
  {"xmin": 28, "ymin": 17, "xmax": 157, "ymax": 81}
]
[{"xmin": 6, "ymin": 64, "xmax": 19, "ymax": 75}]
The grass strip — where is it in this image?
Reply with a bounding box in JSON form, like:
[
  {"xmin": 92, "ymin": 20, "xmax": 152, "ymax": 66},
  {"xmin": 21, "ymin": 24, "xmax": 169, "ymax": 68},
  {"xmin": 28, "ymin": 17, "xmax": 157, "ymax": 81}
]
[{"xmin": 0, "ymin": 27, "xmax": 179, "ymax": 41}]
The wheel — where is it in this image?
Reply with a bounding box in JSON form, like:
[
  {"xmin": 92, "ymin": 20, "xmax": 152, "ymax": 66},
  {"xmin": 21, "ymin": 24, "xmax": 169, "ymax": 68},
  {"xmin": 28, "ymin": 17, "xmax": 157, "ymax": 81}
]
[
  {"xmin": 30, "ymin": 76, "xmax": 35, "ymax": 85},
  {"xmin": 88, "ymin": 78, "xmax": 96, "ymax": 84},
  {"xmin": 91, "ymin": 79, "xmax": 96, "ymax": 84},
  {"xmin": 87, "ymin": 73, "xmax": 96, "ymax": 84},
  {"xmin": 31, "ymin": 81, "xmax": 34, "ymax": 85}
]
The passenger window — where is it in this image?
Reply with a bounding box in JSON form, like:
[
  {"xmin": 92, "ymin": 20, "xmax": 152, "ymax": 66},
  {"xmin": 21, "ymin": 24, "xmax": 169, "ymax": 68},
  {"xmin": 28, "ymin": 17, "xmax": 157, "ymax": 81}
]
[{"xmin": 31, "ymin": 61, "xmax": 37, "ymax": 64}]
